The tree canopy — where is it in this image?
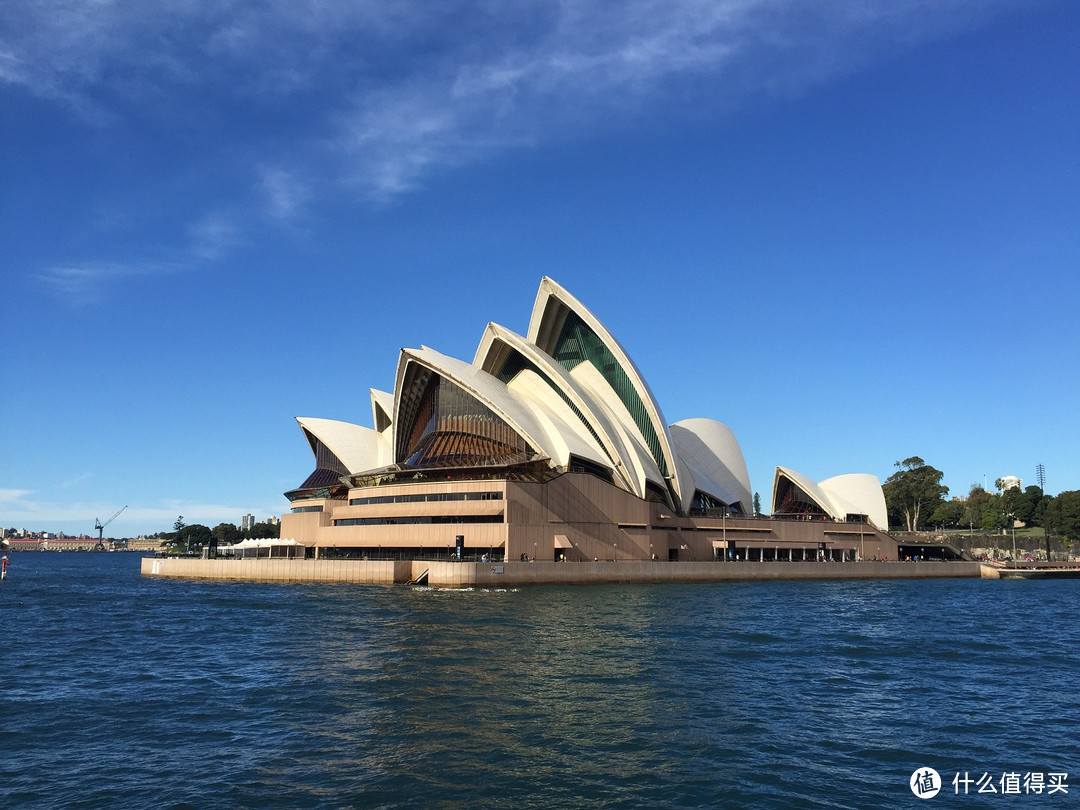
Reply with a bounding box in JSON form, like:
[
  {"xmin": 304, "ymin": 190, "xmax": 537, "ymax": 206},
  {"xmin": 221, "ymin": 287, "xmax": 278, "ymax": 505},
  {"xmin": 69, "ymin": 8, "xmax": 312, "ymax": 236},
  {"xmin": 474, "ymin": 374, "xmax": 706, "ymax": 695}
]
[
  {"xmin": 1045, "ymin": 491, "xmax": 1080, "ymax": 542},
  {"xmin": 1011, "ymin": 486, "xmax": 1044, "ymax": 525},
  {"xmin": 883, "ymin": 456, "xmax": 949, "ymax": 532},
  {"xmin": 246, "ymin": 521, "xmax": 281, "ymax": 540},
  {"xmin": 161, "ymin": 522, "xmax": 212, "ymax": 555},
  {"xmin": 159, "ymin": 517, "xmax": 280, "ymax": 555},
  {"xmin": 212, "ymin": 522, "xmax": 242, "ymax": 545},
  {"xmin": 928, "ymin": 498, "xmax": 965, "ymax": 529}
]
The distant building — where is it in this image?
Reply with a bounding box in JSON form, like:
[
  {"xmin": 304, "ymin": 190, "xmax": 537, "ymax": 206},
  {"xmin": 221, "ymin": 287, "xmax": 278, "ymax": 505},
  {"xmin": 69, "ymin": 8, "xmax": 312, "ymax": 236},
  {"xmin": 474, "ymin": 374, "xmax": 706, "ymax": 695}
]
[
  {"xmin": 998, "ymin": 476, "xmax": 1022, "ymax": 493},
  {"xmin": 241, "ymin": 514, "xmax": 255, "ymax": 531},
  {"xmin": 266, "ymin": 516, "xmax": 280, "ymax": 526}
]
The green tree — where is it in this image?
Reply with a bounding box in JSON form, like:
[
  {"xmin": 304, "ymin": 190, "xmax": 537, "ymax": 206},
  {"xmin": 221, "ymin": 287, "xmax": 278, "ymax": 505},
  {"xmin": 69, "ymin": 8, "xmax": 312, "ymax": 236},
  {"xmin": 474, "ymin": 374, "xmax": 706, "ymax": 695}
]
[
  {"xmin": 1011, "ymin": 486, "xmax": 1043, "ymax": 526},
  {"xmin": 980, "ymin": 494, "xmax": 1006, "ymax": 532},
  {"xmin": 928, "ymin": 498, "xmax": 964, "ymax": 529},
  {"xmin": 1045, "ymin": 491, "xmax": 1080, "ymax": 541},
  {"xmin": 244, "ymin": 521, "xmax": 281, "ymax": 540},
  {"xmin": 883, "ymin": 457, "xmax": 949, "ymax": 532},
  {"xmin": 157, "ymin": 516, "xmax": 186, "ymax": 549},
  {"xmin": 162, "ymin": 523, "xmax": 212, "ymax": 555},
  {"xmin": 182, "ymin": 524, "xmax": 212, "ymax": 554},
  {"xmin": 212, "ymin": 522, "xmax": 242, "ymax": 546},
  {"xmin": 753, "ymin": 492, "xmax": 762, "ymax": 517},
  {"xmin": 961, "ymin": 485, "xmax": 984, "ymax": 532}
]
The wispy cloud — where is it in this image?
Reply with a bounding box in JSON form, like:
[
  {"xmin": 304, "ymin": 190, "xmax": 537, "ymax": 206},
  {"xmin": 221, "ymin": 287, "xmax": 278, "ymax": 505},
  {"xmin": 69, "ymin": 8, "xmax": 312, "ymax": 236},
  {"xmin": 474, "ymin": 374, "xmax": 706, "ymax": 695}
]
[
  {"xmin": 338, "ymin": 0, "xmax": 1011, "ymax": 198},
  {"xmin": 258, "ymin": 167, "xmax": 310, "ymax": 224},
  {"xmin": 33, "ymin": 261, "xmax": 179, "ymax": 307},
  {"xmin": 0, "ymin": 489, "xmax": 33, "ymax": 507},
  {"xmin": 4, "ymin": 1, "xmax": 1006, "ymax": 202},
  {"xmin": 188, "ymin": 211, "xmax": 244, "ymax": 261},
  {"xmin": 59, "ymin": 473, "xmax": 94, "ymax": 490}
]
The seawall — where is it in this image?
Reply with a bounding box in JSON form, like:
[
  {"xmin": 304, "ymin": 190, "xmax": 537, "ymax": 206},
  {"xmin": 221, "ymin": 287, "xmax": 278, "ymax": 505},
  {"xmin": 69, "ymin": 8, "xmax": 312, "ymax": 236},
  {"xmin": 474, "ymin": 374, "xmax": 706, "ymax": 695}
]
[{"xmin": 141, "ymin": 557, "xmax": 997, "ymax": 586}]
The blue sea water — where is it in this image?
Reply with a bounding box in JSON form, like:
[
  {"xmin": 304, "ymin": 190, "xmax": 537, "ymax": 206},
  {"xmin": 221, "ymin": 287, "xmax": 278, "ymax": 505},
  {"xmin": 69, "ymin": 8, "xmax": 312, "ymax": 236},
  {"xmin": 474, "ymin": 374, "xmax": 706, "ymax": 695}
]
[{"xmin": 2, "ymin": 553, "xmax": 1077, "ymax": 809}]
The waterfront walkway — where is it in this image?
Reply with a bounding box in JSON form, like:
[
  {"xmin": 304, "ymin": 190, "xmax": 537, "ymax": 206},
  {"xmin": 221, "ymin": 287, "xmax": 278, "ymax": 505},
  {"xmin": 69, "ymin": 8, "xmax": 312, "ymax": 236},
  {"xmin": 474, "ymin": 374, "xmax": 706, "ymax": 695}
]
[{"xmin": 142, "ymin": 557, "xmax": 998, "ymax": 587}]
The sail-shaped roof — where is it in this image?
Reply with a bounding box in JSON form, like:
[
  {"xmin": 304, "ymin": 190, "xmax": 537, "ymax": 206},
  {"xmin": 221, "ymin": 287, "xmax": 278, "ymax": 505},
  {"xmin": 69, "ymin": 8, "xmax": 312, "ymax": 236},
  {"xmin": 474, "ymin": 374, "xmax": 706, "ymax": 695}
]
[
  {"xmin": 286, "ymin": 277, "xmax": 888, "ymax": 531},
  {"xmin": 670, "ymin": 418, "xmax": 752, "ymax": 514},
  {"xmin": 525, "ymin": 277, "xmax": 684, "ymax": 508},
  {"xmin": 772, "ymin": 466, "xmax": 887, "ymax": 530},
  {"xmin": 295, "ymin": 416, "xmax": 391, "ymax": 475},
  {"xmin": 392, "ymin": 346, "xmax": 609, "ymax": 472},
  {"xmin": 475, "ymin": 322, "xmax": 644, "ymax": 495}
]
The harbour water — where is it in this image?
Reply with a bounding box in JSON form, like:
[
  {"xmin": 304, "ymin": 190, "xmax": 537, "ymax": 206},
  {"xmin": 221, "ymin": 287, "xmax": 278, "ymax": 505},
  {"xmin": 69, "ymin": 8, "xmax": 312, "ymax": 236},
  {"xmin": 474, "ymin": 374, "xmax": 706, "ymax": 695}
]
[{"xmin": 3, "ymin": 552, "xmax": 1077, "ymax": 808}]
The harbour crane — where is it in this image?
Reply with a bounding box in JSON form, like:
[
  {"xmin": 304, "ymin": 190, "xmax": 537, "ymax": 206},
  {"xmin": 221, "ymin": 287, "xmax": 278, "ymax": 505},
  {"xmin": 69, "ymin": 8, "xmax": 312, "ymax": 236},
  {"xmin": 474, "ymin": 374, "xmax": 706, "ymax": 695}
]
[{"xmin": 95, "ymin": 505, "xmax": 128, "ymax": 547}]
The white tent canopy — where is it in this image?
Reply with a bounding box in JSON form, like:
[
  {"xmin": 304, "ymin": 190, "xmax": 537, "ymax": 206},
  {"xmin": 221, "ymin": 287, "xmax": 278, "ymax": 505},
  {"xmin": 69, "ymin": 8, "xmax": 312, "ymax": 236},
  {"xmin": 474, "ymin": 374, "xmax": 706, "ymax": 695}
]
[{"xmin": 220, "ymin": 538, "xmax": 307, "ymax": 559}]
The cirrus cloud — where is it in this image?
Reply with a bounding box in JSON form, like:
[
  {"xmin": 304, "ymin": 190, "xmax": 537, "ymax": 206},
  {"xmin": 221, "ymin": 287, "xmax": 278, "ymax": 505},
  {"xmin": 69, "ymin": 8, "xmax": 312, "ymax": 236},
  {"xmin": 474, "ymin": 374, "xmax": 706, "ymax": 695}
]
[{"xmin": 2, "ymin": 0, "xmax": 1012, "ymax": 202}]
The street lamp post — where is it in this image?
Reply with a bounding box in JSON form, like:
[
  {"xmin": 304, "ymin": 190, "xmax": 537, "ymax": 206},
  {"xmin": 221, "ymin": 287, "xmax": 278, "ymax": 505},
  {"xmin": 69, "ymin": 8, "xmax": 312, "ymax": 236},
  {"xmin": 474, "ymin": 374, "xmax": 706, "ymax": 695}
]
[{"xmin": 723, "ymin": 510, "xmax": 727, "ymax": 560}]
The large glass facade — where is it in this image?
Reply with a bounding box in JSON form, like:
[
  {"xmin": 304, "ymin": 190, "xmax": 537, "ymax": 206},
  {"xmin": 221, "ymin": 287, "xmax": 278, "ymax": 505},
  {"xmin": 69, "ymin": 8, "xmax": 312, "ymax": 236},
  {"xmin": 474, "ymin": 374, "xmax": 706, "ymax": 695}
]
[
  {"xmin": 400, "ymin": 374, "xmax": 535, "ymax": 469},
  {"xmin": 313, "ymin": 437, "xmax": 348, "ymax": 476},
  {"xmin": 773, "ymin": 476, "xmax": 828, "ymax": 519},
  {"xmin": 550, "ymin": 310, "xmax": 668, "ymax": 477},
  {"xmin": 286, "ymin": 437, "xmax": 349, "ymax": 500}
]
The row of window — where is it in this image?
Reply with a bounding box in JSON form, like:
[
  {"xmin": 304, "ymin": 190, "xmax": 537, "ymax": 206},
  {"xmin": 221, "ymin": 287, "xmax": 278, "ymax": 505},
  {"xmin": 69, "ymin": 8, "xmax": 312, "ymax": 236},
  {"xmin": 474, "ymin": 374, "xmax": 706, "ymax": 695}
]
[
  {"xmin": 348, "ymin": 491, "xmax": 503, "ymax": 506},
  {"xmin": 334, "ymin": 515, "xmax": 504, "ymax": 526},
  {"xmin": 290, "ymin": 505, "xmax": 324, "ymax": 513}
]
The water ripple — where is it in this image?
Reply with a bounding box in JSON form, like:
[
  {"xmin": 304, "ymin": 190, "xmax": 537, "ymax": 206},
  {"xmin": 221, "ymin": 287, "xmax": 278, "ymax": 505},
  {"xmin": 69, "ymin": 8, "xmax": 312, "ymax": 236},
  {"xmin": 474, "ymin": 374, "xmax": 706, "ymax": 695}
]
[{"xmin": 2, "ymin": 555, "xmax": 1077, "ymax": 808}]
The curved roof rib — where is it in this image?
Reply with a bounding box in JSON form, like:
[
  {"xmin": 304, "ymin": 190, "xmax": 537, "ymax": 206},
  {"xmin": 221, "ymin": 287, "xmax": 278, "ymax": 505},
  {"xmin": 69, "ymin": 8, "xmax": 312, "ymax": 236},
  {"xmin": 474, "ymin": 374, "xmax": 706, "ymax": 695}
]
[
  {"xmin": 565, "ymin": 358, "xmax": 666, "ymax": 496},
  {"xmin": 525, "ymin": 276, "xmax": 683, "ymax": 508},
  {"xmin": 474, "ymin": 322, "xmax": 642, "ymax": 495},
  {"xmin": 504, "ymin": 370, "xmax": 615, "ymax": 474},
  {"xmin": 370, "ymin": 388, "xmax": 394, "ymax": 435}
]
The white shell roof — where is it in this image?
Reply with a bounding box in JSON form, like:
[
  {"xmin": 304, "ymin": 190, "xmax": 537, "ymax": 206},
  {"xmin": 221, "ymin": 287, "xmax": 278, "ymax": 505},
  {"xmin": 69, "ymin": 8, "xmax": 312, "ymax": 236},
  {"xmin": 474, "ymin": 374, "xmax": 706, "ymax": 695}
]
[
  {"xmin": 772, "ymin": 466, "xmax": 887, "ymax": 530},
  {"xmin": 506, "ymin": 370, "xmax": 612, "ymax": 470},
  {"xmin": 393, "ymin": 346, "xmax": 608, "ymax": 469},
  {"xmin": 295, "ymin": 417, "xmax": 391, "ymax": 474},
  {"xmin": 525, "ymin": 276, "xmax": 683, "ymax": 504},
  {"xmin": 819, "ymin": 473, "xmax": 888, "ymax": 531},
  {"xmin": 474, "ymin": 322, "xmax": 646, "ymax": 496},
  {"xmin": 568, "ymin": 359, "xmax": 666, "ymax": 495},
  {"xmin": 670, "ymin": 418, "xmax": 753, "ymax": 513}
]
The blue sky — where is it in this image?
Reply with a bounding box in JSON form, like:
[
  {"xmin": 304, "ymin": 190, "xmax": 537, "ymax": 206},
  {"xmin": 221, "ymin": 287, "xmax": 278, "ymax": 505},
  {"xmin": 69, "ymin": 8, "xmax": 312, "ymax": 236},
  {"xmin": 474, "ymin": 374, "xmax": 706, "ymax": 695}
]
[{"xmin": 2, "ymin": 0, "xmax": 1077, "ymax": 538}]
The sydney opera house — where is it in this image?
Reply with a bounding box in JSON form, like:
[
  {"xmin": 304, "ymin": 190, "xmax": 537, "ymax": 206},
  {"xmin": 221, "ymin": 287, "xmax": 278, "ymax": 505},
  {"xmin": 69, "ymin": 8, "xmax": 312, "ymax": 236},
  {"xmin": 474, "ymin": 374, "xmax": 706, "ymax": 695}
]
[{"xmin": 280, "ymin": 278, "xmax": 896, "ymax": 564}]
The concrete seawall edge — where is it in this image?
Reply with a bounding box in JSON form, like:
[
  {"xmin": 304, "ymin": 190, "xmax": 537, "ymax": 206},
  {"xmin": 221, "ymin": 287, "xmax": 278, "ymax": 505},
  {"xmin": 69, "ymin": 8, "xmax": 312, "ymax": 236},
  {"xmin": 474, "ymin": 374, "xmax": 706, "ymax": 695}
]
[{"xmin": 141, "ymin": 557, "xmax": 994, "ymax": 587}]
